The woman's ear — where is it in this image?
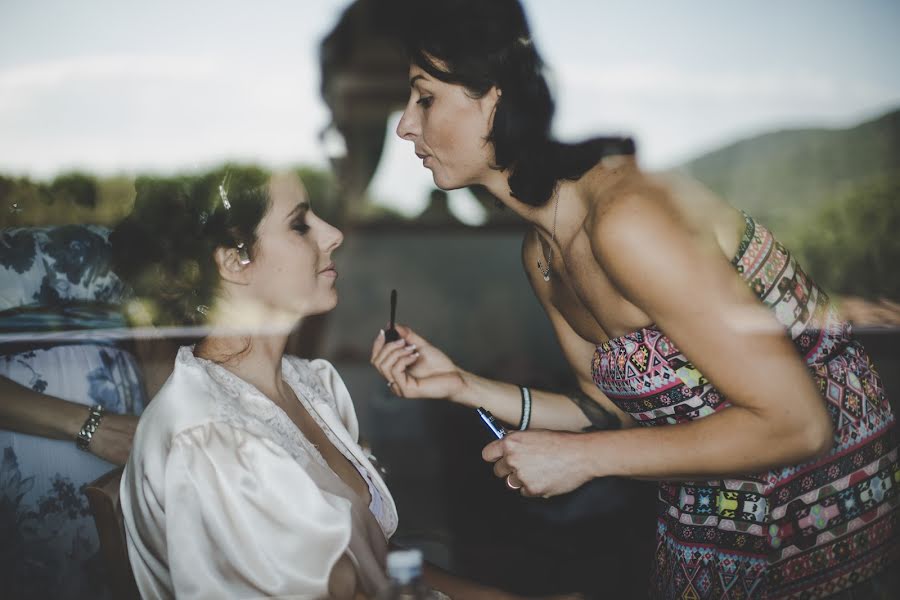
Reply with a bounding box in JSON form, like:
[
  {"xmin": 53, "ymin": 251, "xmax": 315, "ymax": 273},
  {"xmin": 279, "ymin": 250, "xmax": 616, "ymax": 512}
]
[
  {"xmin": 488, "ymin": 85, "xmax": 502, "ymax": 105},
  {"xmin": 213, "ymin": 245, "xmax": 251, "ymax": 285},
  {"xmin": 484, "ymin": 85, "xmax": 502, "ymax": 129}
]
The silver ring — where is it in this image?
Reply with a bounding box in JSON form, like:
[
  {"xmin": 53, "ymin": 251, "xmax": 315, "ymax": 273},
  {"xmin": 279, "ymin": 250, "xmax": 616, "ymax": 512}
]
[
  {"xmin": 387, "ymin": 381, "xmax": 396, "ymax": 389},
  {"xmin": 505, "ymin": 473, "xmax": 522, "ymax": 490}
]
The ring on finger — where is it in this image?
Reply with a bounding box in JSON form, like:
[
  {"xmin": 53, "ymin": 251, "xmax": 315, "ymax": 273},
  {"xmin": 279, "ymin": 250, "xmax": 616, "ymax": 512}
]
[
  {"xmin": 505, "ymin": 473, "xmax": 522, "ymax": 490},
  {"xmin": 387, "ymin": 381, "xmax": 396, "ymax": 389}
]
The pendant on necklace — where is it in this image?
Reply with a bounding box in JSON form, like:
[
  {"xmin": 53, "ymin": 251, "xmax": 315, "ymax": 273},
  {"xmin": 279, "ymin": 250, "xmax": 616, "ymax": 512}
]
[{"xmin": 537, "ymin": 259, "xmax": 551, "ymax": 282}]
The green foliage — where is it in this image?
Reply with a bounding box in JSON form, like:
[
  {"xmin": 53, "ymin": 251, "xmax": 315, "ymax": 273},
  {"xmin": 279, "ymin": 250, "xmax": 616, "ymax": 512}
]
[
  {"xmin": 0, "ymin": 175, "xmax": 12, "ymax": 203},
  {"xmin": 683, "ymin": 106, "xmax": 900, "ymax": 300},
  {"xmin": 0, "ymin": 163, "xmax": 340, "ymax": 227},
  {"xmin": 683, "ymin": 108, "xmax": 900, "ymax": 232},
  {"xmin": 0, "ymin": 175, "xmax": 53, "ymax": 225},
  {"xmin": 49, "ymin": 172, "xmax": 98, "ymax": 208},
  {"xmin": 796, "ymin": 176, "xmax": 900, "ymax": 301}
]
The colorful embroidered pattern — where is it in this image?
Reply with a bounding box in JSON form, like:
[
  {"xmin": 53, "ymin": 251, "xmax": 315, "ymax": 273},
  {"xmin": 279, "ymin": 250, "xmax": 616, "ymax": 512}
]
[{"xmin": 592, "ymin": 214, "xmax": 898, "ymax": 599}]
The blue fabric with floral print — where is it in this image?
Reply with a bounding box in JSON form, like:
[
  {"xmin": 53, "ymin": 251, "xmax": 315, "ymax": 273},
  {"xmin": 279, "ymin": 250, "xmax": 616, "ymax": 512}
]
[{"xmin": 0, "ymin": 226, "xmax": 146, "ymax": 599}]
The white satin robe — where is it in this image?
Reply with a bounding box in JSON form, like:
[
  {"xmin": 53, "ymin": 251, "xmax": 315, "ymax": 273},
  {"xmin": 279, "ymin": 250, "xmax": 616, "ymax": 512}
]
[{"xmin": 120, "ymin": 347, "xmax": 398, "ymax": 599}]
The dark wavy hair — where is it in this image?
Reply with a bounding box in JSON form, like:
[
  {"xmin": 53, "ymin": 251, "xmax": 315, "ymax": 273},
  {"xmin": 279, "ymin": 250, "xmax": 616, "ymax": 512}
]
[
  {"xmin": 110, "ymin": 167, "xmax": 270, "ymax": 326},
  {"xmin": 405, "ymin": 0, "xmax": 635, "ymax": 207}
]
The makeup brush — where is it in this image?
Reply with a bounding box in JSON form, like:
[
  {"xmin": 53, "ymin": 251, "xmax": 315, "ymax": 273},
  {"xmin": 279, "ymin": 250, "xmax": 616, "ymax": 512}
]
[{"xmin": 384, "ymin": 289, "xmax": 400, "ymax": 342}]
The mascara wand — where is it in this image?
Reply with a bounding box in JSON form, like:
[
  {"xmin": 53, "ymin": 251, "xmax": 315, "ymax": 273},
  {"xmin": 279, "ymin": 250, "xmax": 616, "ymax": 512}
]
[{"xmin": 385, "ymin": 289, "xmax": 400, "ymax": 342}]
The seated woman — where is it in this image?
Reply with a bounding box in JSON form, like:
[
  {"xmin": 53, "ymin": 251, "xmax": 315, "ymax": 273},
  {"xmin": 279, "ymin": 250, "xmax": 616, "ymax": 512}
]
[
  {"xmin": 113, "ymin": 169, "xmax": 529, "ymax": 599},
  {"xmin": 0, "ymin": 224, "xmax": 147, "ymax": 599},
  {"xmin": 113, "ymin": 168, "xmax": 394, "ymax": 599}
]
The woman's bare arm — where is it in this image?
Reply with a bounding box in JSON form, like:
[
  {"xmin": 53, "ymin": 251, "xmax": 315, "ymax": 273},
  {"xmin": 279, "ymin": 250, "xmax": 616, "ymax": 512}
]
[
  {"xmin": 581, "ymin": 192, "xmax": 832, "ymax": 479},
  {"xmin": 484, "ymin": 193, "xmax": 832, "ymax": 496},
  {"xmin": 0, "ymin": 375, "xmax": 137, "ymax": 465}
]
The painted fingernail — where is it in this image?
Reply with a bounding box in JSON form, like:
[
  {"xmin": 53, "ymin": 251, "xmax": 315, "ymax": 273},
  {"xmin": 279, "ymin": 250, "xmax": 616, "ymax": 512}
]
[{"xmin": 379, "ymin": 329, "xmax": 385, "ymax": 337}]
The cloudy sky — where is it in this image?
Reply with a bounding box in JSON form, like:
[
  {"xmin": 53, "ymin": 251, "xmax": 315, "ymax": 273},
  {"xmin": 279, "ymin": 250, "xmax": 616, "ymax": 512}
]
[{"xmin": 2, "ymin": 0, "xmax": 899, "ymax": 221}]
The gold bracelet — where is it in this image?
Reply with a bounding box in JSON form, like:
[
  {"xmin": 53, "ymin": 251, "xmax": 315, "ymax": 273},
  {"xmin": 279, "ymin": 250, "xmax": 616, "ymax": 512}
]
[{"xmin": 75, "ymin": 405, "xmax": 105, "ymax": 451}]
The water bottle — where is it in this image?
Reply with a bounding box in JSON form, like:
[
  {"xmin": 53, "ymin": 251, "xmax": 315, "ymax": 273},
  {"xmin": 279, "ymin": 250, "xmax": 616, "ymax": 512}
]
[{"xmin": 377, "ymin": 549, "xmax": 442, "ymax": 599}]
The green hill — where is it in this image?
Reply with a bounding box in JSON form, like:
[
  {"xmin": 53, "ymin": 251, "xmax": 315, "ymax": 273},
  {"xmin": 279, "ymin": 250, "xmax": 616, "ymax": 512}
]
[{"xmin": 680, "ymin": 107, "xmax": 900, "ymax": 229}]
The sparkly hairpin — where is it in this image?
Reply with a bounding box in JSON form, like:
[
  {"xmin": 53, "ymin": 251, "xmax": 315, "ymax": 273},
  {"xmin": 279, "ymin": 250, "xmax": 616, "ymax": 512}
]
[
  {"xmin": 236, "ymin": 241, "xmax": 250, "ymax": 265},
  {"xmin": 218, "ymin": 172, "xmax": 232, "ymax": 210}
]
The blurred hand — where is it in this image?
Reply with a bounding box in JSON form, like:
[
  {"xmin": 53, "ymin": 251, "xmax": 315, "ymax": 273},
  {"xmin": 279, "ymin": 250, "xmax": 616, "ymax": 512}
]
[
  {"xmin": 482, "ymin": 430, "xmax": 597, "ymax": 498},
  {"xmin": 370, "ymin": 324, "xmax": 465, "ymax": 400},
  {"xmin": 89, "ymin": 413, "xmax": 138, "ymax": 465}
]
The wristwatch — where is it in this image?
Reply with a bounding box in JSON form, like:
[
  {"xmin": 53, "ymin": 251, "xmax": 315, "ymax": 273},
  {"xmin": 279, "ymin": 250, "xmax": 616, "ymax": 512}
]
[{"xmin": 76, "ymin": 404, "xmax": 105, "ymax": 451}]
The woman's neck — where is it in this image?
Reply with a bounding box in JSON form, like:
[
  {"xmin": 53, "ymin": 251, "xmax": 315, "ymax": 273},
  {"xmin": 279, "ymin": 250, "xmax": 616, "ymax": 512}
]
[
  {"xmin": 479, "ymin": 156, "xmax": 638, "ymax": 236},
  {"xmin": 195, "ymin": 333, "xmax": 292, "ymax": 401},
  {"xmin": 480, "ymin": 168, "xmax": 574, "ymax": 237},
  {"xmin": 196, "ymin": 294, "xmax": 300, "ymax": 401}
]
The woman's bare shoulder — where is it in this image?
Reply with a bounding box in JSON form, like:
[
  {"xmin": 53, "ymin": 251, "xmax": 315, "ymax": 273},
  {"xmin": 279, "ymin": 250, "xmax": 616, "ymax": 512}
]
[
  {"xmin": 582, "ymin": 168, "xmax": 675, "ymax": 244},
  {"xmin": 582, "ymin": 165, "xmax": 744, "ymax": 263}
]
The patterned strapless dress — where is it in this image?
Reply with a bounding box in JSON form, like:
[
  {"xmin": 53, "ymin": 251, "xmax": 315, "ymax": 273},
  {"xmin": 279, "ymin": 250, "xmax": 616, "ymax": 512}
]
[{"xmin": 591, "ymin": 214, "xmax": 898, "ymax": 599}]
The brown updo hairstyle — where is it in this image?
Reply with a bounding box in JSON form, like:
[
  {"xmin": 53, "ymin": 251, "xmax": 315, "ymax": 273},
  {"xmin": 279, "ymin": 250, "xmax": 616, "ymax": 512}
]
[{"xmin": 111, "ymin": 166, "xmax": 270, "ymax": 327}]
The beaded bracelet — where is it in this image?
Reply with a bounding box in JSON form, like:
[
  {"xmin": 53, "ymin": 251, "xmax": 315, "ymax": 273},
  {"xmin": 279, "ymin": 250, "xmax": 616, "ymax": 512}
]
[{"xmin": 518, "ymin": 386, "xmax": 532, "ymax": 431}]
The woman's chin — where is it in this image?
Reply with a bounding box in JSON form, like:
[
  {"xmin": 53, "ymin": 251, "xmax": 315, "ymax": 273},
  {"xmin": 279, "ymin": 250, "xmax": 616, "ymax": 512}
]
[
  {"xmin": 431, "ymin": 173, "xmax": 463, "ymax": 191},
  {"xmin": 298, "ymin": 295, "xmax": 339, "ymax": 320},
  {"xmin": 311, "ymin": 301, "xmax": 339, "ymax": 317}
]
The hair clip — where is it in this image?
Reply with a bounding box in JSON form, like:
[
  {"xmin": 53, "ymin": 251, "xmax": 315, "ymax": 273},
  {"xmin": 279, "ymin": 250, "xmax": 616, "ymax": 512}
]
[
  {"xmin": 196, "ymin": 304, "xmax": 210, "ymax": 316},
  {"xmin": 516, "ymin": 36, "xmax": 532, "ymax": 47},
  {"xmin": 236, "ymin": 241, "xmax": 251, "ymax": 265},
  {"xmin": 218, "ymin": 172, "xmax": 232, "ymax": 210}
]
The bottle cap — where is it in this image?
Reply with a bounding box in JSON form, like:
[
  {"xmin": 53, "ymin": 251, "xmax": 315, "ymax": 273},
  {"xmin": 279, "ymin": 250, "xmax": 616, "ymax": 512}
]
[{"xmin": 386, "ymin": 548, "xmax": 423, "ymax": 583}]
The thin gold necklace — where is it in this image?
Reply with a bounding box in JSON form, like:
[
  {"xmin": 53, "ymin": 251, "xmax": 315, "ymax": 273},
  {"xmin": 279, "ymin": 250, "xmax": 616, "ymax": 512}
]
[{"xmin": 536, "ymin": 191, "xmax": 559, "ymax": 282}]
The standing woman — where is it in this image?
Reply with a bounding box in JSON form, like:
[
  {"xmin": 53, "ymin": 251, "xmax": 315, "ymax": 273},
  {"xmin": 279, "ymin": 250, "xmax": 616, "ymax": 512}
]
[{"xmin": 371, "ymin": 1, "xmax": 898, "ymax": 598}]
